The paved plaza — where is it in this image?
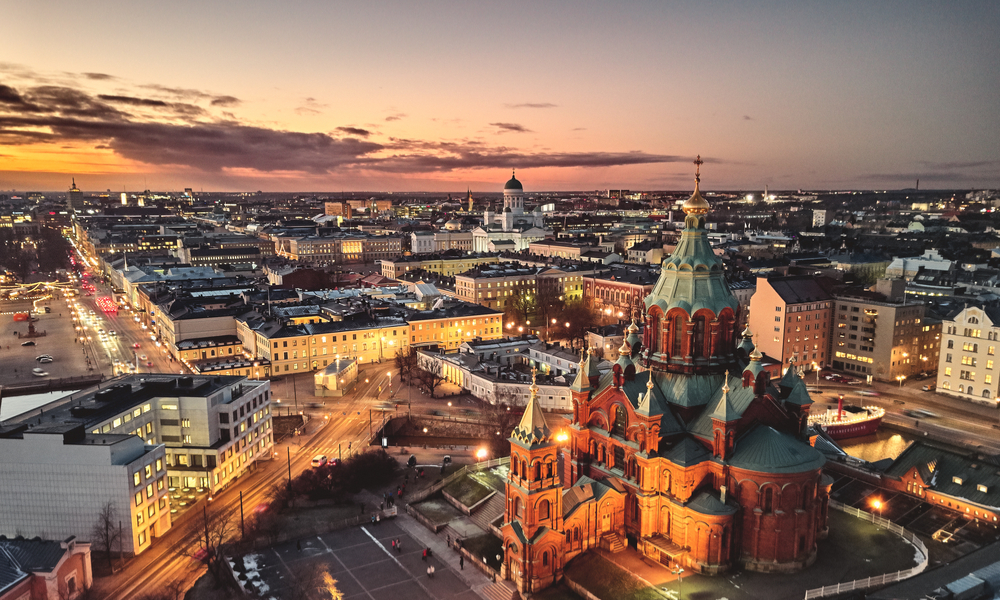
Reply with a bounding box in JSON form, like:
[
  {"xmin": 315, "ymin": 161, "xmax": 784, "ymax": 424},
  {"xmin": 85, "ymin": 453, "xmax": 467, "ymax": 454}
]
[{"xmin": 241, "ymin": 515, "xmax": 491, "ymax": 600}]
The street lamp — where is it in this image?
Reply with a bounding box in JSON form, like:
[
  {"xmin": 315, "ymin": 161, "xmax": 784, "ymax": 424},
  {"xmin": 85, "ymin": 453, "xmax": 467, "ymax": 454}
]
[
  {"xmin": 871, "ymin": 498, "xmax": 883, "ymax": 523},
  {"xmin": 670, "ymin": 565, "xmax": 684, "ymax": 600},
  {"xmin": 476, "ymin": 448, "xmax": 488, "ymax": 461},
  {"xmin": 896, "ymin": 374, "xmax": 906, "ymax": 388},
  {"xmin": 387, "ymin": 371, "xmax": 392, "ymax": 397}
]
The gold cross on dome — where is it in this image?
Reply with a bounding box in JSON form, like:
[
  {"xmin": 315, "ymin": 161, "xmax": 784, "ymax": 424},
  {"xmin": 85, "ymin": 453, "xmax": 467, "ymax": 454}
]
[
  {"xmin": 694, "ymin": 155, "xmax": 703, "ymax": 183},
  {"xmin": 531, "ymin": 366, "xmax": 537, "ymax": 384}
]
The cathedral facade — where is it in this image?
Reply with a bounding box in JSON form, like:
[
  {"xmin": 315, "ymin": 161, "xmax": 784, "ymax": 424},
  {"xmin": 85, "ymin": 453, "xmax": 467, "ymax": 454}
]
[
  {"xmin": 471, "ymin": 172, "xmax": 549, "ymax": 253},
  {"xmin": 501, "ymin": 162, "xmax": 832, "ymax": 593}
]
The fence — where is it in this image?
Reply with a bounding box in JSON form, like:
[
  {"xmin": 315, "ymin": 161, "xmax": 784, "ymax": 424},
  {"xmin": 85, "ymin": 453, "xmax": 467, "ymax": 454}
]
[{"xmin": 803, "ymin": 500, "xmax": 928, "ymax": 599}]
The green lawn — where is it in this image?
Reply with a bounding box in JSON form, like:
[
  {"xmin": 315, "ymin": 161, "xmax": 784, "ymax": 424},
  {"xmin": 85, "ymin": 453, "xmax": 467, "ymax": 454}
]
[
  {"xmin": 532, "ymin": 582, "xmax": 582, "ymax": 600},
  {"xmin": 411, "ymin": 498, "xmax": 463, "ymax": 525},
  {"xmin": 443, "ymin": 475, "xmax": 494, "ymax": 508},
  {"xmin": 565, "ymin": 553, "xmax": 663, "ymax": 600},
  {"xmin": 471, "ymin": 467, "xmax": 507, "ymax": 492}
]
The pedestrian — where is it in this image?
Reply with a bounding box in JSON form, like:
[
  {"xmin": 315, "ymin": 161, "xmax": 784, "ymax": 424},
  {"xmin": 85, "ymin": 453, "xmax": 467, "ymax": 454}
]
[
  {"xmin": 397, "ymin": 539, "xmax": 402, "ymax": 554},
  {"xmin": 429, "ymin": 566, "xmax": 435, "ymax": 578},
  {"xmin": 392, "ymin": 539, "xmax": 396, "ymax": 551},
  {"xmin": 422, "ymin": 548, "xmax": 427, "ymax": 561},
  {"xmin": 376, "ymin": 514, "xmax": 381, "ymax": 524},
  {"xmin": 447, "ymin": 535, "xmax": 451, "ymax": 547},
  {"xmin": 380, "ymin": 501, "xmax": 384, "ymax": 510},
  {"xmin": 460, "ymin": 555, "xmax": 464, "ymax": 570}
]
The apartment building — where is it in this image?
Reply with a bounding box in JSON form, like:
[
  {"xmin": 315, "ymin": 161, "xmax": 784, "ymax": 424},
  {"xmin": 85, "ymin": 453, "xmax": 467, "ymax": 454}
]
[
  {"xmin": 830, "ymin": 293, "xmax": 927, "ymax": 381},
  {"xmin": 582, "ymin": 266, "xmax": 658, "ymax": 321},
  {"xmin": 407, "ymin": 304, "xmax": 505, "ymax": 351},
  {"xmin": 937, "ymin": 305, "xmax": 1000, "ymax": 403},
  {"xmin": 454, "ymin": 265, "xmax": 585, "ymax": 311},
  {"xmin": 0, "ymin": 423, "xmax": 168, "ymax": 556},
  {"xmin": 410, "ymin": 230, "xmax": 474, "ymax": 254},
  {"xmin": 749, "ymin": 275, "xmax": 835, "ymax": 369},
  {"xmin": 275, "ymin": 234, "xmax": 402, "ymax": 263},
  {"xmin": 380, "ymin": 253, "xmax": 501, "ymax": 279}
]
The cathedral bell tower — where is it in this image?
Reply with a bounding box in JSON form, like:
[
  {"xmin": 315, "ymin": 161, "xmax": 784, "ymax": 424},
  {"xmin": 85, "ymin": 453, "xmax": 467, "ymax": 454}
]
[{"xmin": 502, "ymin": 368, "xmax": 565, "ymax": 592}]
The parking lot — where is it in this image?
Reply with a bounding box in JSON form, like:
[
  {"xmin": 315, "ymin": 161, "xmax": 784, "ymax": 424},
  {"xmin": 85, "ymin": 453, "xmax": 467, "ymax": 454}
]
[{"xmin": 239, "ymin": 521, "xmax": 480, "ymax": 600}]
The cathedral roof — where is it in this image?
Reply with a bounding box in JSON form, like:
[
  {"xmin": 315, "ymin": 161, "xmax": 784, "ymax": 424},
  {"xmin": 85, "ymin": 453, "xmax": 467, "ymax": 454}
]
[
  {"xmin": 644, "ymin": 160, "xmax": 738, "ymax": 319},
  {"xmin": 662, "ymin": 436, "xmax": 711, "ymax": 466},
  {"xmin": 708, "ymin": 375, "xmax": 739, "ymax": 422},
  {"xmin": 687, "ymin": 490, "xmax": 739, "ymax": 516},
  {"xmin": 569, "ymin": 351, "xmax": 592, "ymax": 393},
  {"xmin": 504, "ymin": 171, "xmax": 523, "ymax": 190},
  {"xmin": 510, "ymin": 369, "xmax": 551, "ymax": 447},
  {"xmin": 728, "ymin": 424, "xmax": 825, "ymax": 474},
  {"xmin": 619, "ymin": 373, "xmax": 684, "ymax": 433}
]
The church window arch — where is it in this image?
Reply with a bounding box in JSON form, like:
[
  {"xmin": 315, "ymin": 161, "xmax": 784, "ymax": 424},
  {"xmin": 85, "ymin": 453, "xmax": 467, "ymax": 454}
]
[
  {"xmin": 538, "ymin": 499, "xmax": 550, "ymax": 520},
  {"xmin": 692, "ymin": 315, "xmax": 706, "ymax": 358},
  {"xmin": 514, "ymin": 496, "xmax": 523, "ymax": 518},
  {"xmin": 663, "ymin": 470, "xmax": 672, "ymax": 494},
  {"xmin": 763, "ymin": 488, "xmax": 774, "ymax": 514},
  {"xmin": 542, "ymin": 551, "xmax": 549, "ymax": 567},
  {"xmin": 612, "ymin": 404, "xmax": 627, "ymax": 437},
  {"xmin": 546, "ymin": 461, "xmax": 553, "ymax": 478},
  {"xmin": 534, "ymin": 461, "xmax": 542, "ymax": 481},
  {"xmin": 671, "ymin": 314, "xmax": 684, "ymax": 356}
]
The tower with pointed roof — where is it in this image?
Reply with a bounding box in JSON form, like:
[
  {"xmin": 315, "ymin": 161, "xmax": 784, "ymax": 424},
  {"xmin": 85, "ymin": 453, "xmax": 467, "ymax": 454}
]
[
  {"xmin": 67, "ymin": 178, "xmax": 82, "ymax": 214},
  {"xmin": 502, "ymin": 368, "xmax": 565, "ymax": 592},
  {"xmin": 542, "ymin": 157, "xmax": 830, "ymax": 582}
]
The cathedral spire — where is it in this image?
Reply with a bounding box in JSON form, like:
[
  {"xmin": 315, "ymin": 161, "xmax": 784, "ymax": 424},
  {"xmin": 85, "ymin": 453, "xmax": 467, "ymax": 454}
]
[{"xmin": 511, "ymin": 367, "xmax": 551, "ymax": 447}]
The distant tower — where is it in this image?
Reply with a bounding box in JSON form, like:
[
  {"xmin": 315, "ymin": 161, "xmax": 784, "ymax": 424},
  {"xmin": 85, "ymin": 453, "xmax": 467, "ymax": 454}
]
[
  {"xmin": 121, "ymin": 191, "xmax": 128, "ymax": 206},
  {"xmin": 67, "ymin": 178, "xmax": 82, "ymax": 213},
  {"xmin": 467, "ymin": 188, "xmax": 474, "ymax": 212}
]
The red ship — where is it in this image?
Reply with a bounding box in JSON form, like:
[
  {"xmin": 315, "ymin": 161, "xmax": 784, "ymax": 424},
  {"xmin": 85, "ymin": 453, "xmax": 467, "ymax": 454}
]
[{"xmin": 808, "ymin": 394, "xmax": 884, "ymax": 440}]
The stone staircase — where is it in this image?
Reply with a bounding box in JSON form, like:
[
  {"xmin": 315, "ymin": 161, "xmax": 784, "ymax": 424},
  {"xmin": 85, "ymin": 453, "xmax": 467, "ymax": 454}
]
[
  {"xmin": 601, "ymin": 532, "xmax": 626, "ymax": 553},
  {"xmin": 480, "ymin": 580, "xmax": 519, "ymax": 600},
  {"xmin": 470, "ymin": 492, "xmax": 506, "ymax": 532}
]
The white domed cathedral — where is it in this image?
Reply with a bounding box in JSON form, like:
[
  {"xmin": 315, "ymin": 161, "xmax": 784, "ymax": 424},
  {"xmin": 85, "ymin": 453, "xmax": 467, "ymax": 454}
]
[
  {"xmin": 472, "ymin": 171, "xmax": 550, "ymax": 252},
  {"xmin": 500, "ymin": 158, "xmax": 831, "ymax": 594}
]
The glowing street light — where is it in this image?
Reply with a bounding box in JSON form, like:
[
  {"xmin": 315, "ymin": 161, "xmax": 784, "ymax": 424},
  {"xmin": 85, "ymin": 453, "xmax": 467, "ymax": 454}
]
[{"xmin": 476, "ymin": 448, "xmax": 488, "ymax": 461}]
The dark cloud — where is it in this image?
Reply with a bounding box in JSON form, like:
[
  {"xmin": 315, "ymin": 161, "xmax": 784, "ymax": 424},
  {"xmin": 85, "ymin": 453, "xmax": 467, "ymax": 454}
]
[
  {"xmin": 366, "ymin": 145, "xmax": 682, "ymax": 174},
  {"xmin": 505, "ymin": 102, "xmax": 557, "ymax": 109},
  {"xmin": 0, "ymin": 84, "xmax": 44, "ymax": 113},
  {"xmin": 138, "ymin": 83, "xmax": 213, "ymax": 101},
  {"xmin": 571, "ymin": 127, "xmax": 587, "ymax": 131},
  {"xmin": 918, "ymin": 159, "xmax": 1000, "ymax": 170},
  {"xmin": 210, "ymin": 95, "xmax": 240, "ymax": 107},
  {"xmin": 0, "ymin": 81, "xmax": 680, "ymax": 178},
  {"xmin": 384, "ymin": 113, "xmax": 406, "ymax": 122},
  {"xmin": 82, "ymin": 72, "xmax": 115, "ymax": 81},
  {"xmin": 335, "ymin": 126, "xmax": 372, "ymax": 137},
  {"xmin": 98, "ymin": 94, "xmax": 169, "ymax": 108},
  {"xmin": 743, "ymin": 115, "xmax": 754, "ymax": 121},
  {"xmin": 490, "ymin": 122, "xmax": 532, "ymax": 134}
]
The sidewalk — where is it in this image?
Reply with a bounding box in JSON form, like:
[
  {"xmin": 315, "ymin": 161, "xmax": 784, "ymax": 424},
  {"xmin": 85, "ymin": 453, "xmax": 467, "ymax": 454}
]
[{"xmin": 360, "ymin": 488, "xmax": 497, "ymax": 600}]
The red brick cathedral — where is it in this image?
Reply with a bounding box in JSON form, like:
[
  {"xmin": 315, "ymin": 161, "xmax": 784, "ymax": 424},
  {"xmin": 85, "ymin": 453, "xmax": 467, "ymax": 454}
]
[{"xmin": 501, "ymin": 160, "xmax": 832, "ymax": 593}]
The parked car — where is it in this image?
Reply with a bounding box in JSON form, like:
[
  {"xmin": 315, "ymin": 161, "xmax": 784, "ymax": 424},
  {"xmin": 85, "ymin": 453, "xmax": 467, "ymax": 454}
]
[
  {"xmin": 21, "ymin": 340, "xmax": 35, "ymax": 346},
  {"xmin": 31, "ymin": 367, "xmax": 48, "ymax": 377},
  {"xmin": 38, "ymin": 357, "xmax": 53, "ymax": 364},
  {"xmin": 139, "ymin": 354, "xmax": 147, "ymax": 360},
  {"xmin": 922, "ymin": 384, "xmax": 936, "ymax": 392},
  {"xmin": 857, "ymin": 390, "xmax": 880, "ymax": 396},
  {"xmin": 905, "ymin": 409, "xmax": 939, "ymax": 418},
  {"xmin": 311, "ymin": 455, "xmax": 328, "ymax": 468},
  {"xmin": 146, "ymin": 361, "xmax": 153, "ymax": 367}
]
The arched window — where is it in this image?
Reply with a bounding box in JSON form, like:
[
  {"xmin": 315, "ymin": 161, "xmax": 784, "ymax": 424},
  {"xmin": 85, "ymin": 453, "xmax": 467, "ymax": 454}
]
[
  {"xmin": 542, "ymin": 552, "xmax": 549, "ymax": 567},
  {"xmin": 985, "ymin": 390, "xmax": 992, "ymax": 398},
  {"xmin": 538, "ymin": 499, "xmax": 550, "ymax": 520},
  {"xmin": 663, "ymin": 470, "xmax": 671, "ymax": 494},
  {"xmin": 671, "ymin": 315, "xmax": 684, "ymax": 356},
  {"xmin": 514, "ymin": 496, "xmax": 523, "ymax": 518},
  {"xmin": 612, "ymin": 405, "xmax": 627, "ymax": 437},
  {"xmin": 692, "ymin": 316, "xmax": 706, "ymax": 358},
  {"xmin": 534, "ymin": 461, "xmax": 542, "ymax": 480},
  {"xmin": 968, "ymin": 387, "xmax": 975, "ymax": 396},
  {"xmin": 546, "ymin": 462, "xmax": 553, "ymax": 478},
  {"xmin": 763, "ymin": 488, "xmax": 773, "ymax": 513},
  {"xmin": 574, "ymin": 527, "xmax": 580, "ymax": 541}
]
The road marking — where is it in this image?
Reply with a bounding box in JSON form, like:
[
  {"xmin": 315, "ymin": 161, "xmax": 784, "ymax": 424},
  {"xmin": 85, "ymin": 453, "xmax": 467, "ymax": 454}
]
[{"xmin": 361, "ymin": 526, "xmax": 437, "ymax": 596}]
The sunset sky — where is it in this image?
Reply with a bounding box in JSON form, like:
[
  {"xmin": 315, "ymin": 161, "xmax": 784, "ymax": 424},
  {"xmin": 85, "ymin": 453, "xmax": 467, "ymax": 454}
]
[{"xmin": 2, "ymin": 1, "xmax": 998, "ymax": 192}]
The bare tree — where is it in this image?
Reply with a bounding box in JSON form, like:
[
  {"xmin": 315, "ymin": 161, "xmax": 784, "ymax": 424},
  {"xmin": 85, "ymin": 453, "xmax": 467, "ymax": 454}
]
[
  {"xmin": 394, "ymin": 345, "xmax": 418, "ymax": 385},
  {"xmin": 505, "ymin": 288, "xmax": 535, "ymax": 325},
  {"xmin": 480, "ymin": 387, "xmax": 524, "ymax": 458},
  {"xmin": 90, "ymin": 501, "xmax": 121, "ymax": 573},
  {"xmin": 186, "ymin": 506, "xmax": 237, "ymax": 583},
  {"xmin": 418, "ymin": 360, "xmax": 446, "ymax": 399},
  {"xmin": 535, "ymin": 284, "xmax": 566, "ymax": 339}
]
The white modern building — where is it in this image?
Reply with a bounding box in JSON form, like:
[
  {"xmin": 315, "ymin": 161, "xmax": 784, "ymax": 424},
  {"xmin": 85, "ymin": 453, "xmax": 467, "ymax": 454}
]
[
  {"xmin": 0, "ymin": 374, "xmax": 274, "ymax": 555},
  {"xmin": 0, "ymin": 423, "xmax": 169, "ymax": 556}
]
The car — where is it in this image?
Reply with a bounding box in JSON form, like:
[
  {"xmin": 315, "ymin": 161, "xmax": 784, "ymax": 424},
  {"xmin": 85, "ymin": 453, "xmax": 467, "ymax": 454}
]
[
  {"xmin": 21, "ymin": 340, "xmax": 35, "ymax": 346},
  {"xmin": 146, "ymin": 361, "xmax": 153, "ymax": 367},
  {"xmin": 311, "ymin": 455, "xmax": 328, "ymax": 468},
  {"xmin": 38, "ymin": 357, "xmax": 53, "ymax": 364},
  {"xmin": 133, "ymin": 343, "xmax": 140, "ymax": 349},
  {"xmin": 36, "ymin": 354, "xmax": 53, "ymax": 361},
  {"xmin": 31, "ymin": 368, "xmax": 48, "ymax": 377},
  {"xmin": 905, "ymin": 409, "xmax": 939, "ymax": 418},
  {"xmin": 139, "ymin": 354, "xmax": 147, "ymax": 360},
  {"xmin": 109, "ymin": 330, "xmax": 117, "ymax": 336},
  {"xmin": 922, "ymin": 384, "xmax": 936, "ymax": 392},
  {"xmin": 824, "ymin": 374, "xmax": 837, "ymax": 381},
  {"xmin": 857, "ymin": 390, "xmax": 880, "ymax": 396}
]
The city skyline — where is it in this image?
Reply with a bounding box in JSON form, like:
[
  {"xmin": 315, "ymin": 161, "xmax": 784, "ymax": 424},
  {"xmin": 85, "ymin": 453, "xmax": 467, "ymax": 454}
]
[{"xmin": 2, "ymin": 1, "xmax": 999, "ymax": 192}]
